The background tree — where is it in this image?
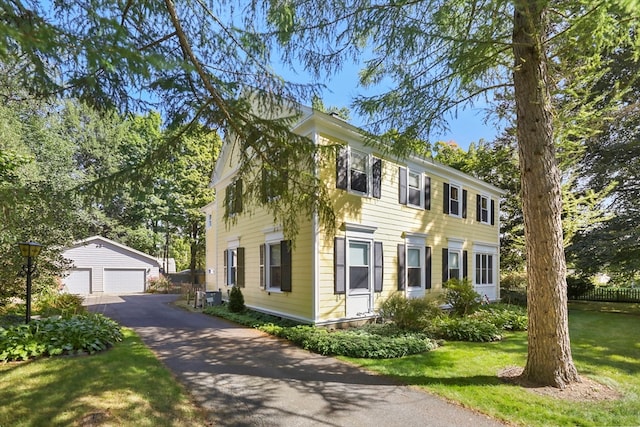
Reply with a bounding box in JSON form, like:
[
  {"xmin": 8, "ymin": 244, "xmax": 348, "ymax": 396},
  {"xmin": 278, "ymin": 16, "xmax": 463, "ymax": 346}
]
[{"xmin": 0, "ymin": 0, "xmax": 335, "ymax": 242}]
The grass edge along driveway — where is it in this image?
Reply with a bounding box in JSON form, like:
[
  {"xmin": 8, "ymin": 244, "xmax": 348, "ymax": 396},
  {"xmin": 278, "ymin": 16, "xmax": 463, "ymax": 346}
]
[
  {"xmin": 0, "ymin": 327, "xmax": 208, "ymax": 427},
  {"xmin": 347, "ymin": 301, "xmax": 640, "ymax": 427}
]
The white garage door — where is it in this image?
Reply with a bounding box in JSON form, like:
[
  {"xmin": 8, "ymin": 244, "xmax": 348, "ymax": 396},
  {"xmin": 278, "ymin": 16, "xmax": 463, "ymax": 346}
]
[
  {"xmin": 104, "ymin": 269, "xmax": 146, "ymax": 294},
  {"xmin": 64, "ymin": 269, "xmax": 92, "ymax": 294}
]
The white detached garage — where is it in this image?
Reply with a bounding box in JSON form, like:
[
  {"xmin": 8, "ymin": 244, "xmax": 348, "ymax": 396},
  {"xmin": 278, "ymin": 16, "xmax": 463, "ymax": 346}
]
[{"xmin": 62, "ymin": 236, "xmax": 161, "ymax": 294}]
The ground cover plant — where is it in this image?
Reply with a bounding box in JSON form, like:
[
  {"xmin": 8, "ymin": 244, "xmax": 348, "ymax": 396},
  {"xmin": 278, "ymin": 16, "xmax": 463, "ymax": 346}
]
[
  {"xmin": 0, "ymin": 328, "xmax": 206, "ymax": 427},
  {"xmin": 0, "ymin": 313, "xmax": 122, "ymax": 361},
  {"xmin": 203, "ymin": 304, "xmax": 438, "ymax": 358},
  {"xmin": 347, "ymin": 302, "xmax": 640, "ymax": 427}
]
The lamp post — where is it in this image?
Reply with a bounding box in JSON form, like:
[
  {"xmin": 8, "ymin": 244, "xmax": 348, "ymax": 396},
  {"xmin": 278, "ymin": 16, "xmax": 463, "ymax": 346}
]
[{"xmin": 18, "ymin": 241, "xmax": 43, "ymax": 324}]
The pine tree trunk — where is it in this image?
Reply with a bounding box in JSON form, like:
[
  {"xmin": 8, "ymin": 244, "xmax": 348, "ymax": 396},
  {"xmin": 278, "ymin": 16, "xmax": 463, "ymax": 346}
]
[{"xmin": 512, "ymin": 0, "xmax": 579, "ymax": 389}]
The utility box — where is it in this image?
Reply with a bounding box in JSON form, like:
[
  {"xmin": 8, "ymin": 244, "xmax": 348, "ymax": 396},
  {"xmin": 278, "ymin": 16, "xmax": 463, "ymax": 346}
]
[{"xmin": 205, "ymin": 290, "xmax": 222, "ymax": 306}]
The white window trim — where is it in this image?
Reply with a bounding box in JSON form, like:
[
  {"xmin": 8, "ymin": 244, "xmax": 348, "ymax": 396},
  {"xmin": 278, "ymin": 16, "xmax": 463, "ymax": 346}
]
[
  {"xmin": 264, "ymin": 230, "xmax": 286, "ymax": 291},
  {"xmin": 447, "ymin": 238, "xmax": 464, "ymax": 281},
  {"xmin": 479, "ymin": 194, "xmax": 491, "ymax": 225},
  {"xmin": 407, "ymin": 169, "xmax": 424, "ymax": 209},
  {"xmin": 346, "ymin": 238, "xmax": 373, "ymax": 295},
  {"xmin": 472, "ymin": 243, "xmax": 498, "ymax": 287},
  {"xmin": 346, "ymin": 147, "xmax": 374, "ymax": 197},
  {"xmin": 448, "ymin": 182, "xmax": 462, "ymax": 218}
]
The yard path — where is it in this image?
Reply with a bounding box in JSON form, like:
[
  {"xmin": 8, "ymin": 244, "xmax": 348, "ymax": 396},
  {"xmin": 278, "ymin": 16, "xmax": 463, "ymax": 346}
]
[{"xmin": 86, "ymin": 293, "xmax": 508, "ymax": 427}]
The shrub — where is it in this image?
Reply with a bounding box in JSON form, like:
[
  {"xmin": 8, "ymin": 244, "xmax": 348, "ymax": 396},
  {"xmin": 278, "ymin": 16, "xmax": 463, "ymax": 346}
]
[
  {"xmin": 566, "ymin": 275, "xmax": 595, "ymax": 299},
  {"xmin": 443, "ymin": 278, "xmax": 481, "ymax": 316},
  {"xmin": 501, "ymin": 270, "xmax": 527, "ymax": 290},
  {"xmin": 0, "ymin": 314, "xmax": 123, "ymax": 362},
  {"xmin": 500, "ymin": 289, "xmax": 527, "ymax": 307},
  {"xmin": 378, "ymin": 293, "xmax": 443, "ymax": 331},
  {"xmin": 146, "ymin": 275, "xmax": 173, "ymax": 293},
  {"xmin": 433, "ymin": 316, "xmax": 501, "ymax": 342},
  {"xmin": 228, "ymin": 286, "xmax": 245, "ymax": 313},
  {"xmin": 35, "ymin": 292, "xmax": 86, "ymax": 318},
  {"xmin": 471, "ymin": 304, "xmax": 528, "ymax": 331}
]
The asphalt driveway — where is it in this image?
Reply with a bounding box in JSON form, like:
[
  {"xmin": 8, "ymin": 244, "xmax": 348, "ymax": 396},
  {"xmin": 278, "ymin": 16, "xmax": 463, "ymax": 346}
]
[{"xmin": 85, "ymin": 293, "xmax": 506, "ymax": 427}]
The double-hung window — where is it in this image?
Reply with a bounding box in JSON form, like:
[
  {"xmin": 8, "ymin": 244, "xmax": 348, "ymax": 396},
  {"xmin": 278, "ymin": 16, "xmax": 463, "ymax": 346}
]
[
  {"xmin": 223, "ymin": 246, "xmax": 245, "ymax": 287},
  {"xmin": 349, "ymin": 241, "xmax": 370, "ymax": 293},
  {"xmin": 398, "ymin": 167, "xmax": 431, "ymax": 209},
  {"xmin": 448, "ymin": 250, "xmax": 461, "ymax": 280},
  {"xmin": 476, "ymin": 194, "xmax": 495, "ymax": 225},
  {"xmin": 442, "ymin": 242, "xmax": 467, "ymax": 283},
  {"xmin": 260, "ymin": 238, "xmax": 292, "ymax": 292},
  {"xmin": 443, "ymin": 183, "xmax": 467, "ymax": 218},
  {"xmin": 407, "ymin": 247, "xmax": 422, "ymax": 287},
  {"xmin": 408, "ymin": 171, "xmax": 422, "ymax": 207},
  {"xmin": 350, "ymin": 150, "xmax": 369, "ymax": 194},
  {"xmin": 336, "ymin": 147, "xmax": 382, "ymax": 198}
]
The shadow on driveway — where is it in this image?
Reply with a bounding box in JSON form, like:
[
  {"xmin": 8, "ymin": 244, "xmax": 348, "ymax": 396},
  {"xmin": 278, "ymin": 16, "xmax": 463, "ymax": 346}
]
[{"xmin": 86, "ymin": 293, "xmax": 507, "ymax": 427}]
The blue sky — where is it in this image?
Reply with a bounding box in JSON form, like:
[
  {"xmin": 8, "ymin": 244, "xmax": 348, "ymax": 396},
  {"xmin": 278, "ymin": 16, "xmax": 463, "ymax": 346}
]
[{"xmin": 278, "ymin": 61, "xmax": 503, "ymax": 151}]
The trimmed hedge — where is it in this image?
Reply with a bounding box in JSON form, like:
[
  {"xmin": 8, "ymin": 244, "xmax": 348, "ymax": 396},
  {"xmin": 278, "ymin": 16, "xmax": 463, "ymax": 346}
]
[{"xmin": 0, "ymin": 314, "xmax": 123, "ymax": 362}]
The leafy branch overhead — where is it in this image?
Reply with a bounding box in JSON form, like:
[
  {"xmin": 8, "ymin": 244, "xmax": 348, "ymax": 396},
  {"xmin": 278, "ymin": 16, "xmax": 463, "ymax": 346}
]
[{"xmin": 1, "ymin": 0, "xmax": 334, "ymax": 241}]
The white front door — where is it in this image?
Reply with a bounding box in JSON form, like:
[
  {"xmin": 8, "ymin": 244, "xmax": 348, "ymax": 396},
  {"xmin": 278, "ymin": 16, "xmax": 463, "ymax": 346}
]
[{"xmin": 346, "ymin": 240, "xmax": 373, "ymax": 317}]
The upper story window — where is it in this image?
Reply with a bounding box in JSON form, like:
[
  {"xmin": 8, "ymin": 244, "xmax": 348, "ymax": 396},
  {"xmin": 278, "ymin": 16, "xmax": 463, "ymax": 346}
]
[
  {"xmin": 225, "ymin": 178, "xmax": 243, "ymax": 216},
  {"xmin": 336, "ymin": 146, "xmax": 382, "ymax": 198},
  {"xmin": 476, "ymin": 194, "xmax": 495, "ymax": 225},
  {"xmin": 443, "ymin": 183, "xmax": 467, "ymax": 218},
  {"xmin": 206, "ymin": 214, "xmax": 212, "ymax": 228},
  {"xmin": 399, "ymin": 167, "xmax": 431, "ymax": 209}
]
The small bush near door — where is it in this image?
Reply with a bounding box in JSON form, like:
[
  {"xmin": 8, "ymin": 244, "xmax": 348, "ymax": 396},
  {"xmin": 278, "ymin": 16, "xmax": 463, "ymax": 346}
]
[{"xmin": 228, "ymin": 286, "xmax": 245, "ymax": 313}]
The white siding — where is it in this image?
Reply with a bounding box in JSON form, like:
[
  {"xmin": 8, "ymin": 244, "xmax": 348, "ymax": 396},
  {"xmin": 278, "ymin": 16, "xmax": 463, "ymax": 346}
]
[
  {"xmin": 104, "ymin": 269, "xmax": 146, "ymax": 293},
  {"xmin": 63, "ymin": 268, "xmax": 92, "ymax": 294},
  {"xmin": 62, "ymin": 237, "xmax": 160, "ymax": 294}
]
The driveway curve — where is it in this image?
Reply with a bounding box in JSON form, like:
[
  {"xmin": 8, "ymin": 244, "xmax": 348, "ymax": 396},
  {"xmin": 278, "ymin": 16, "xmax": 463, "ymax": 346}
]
[{"xmin": 86, "ymin": 294, "xmax": 506, "ymax": 427}]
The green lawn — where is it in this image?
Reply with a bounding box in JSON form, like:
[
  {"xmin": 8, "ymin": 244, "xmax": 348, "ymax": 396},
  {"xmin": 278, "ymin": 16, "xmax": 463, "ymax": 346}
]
[
  {"xmin": 0, "ymin": 328, "xmax": 207, "ymax": 427},
  {"xmin": 347, "ymin": 302, "xmax": 640, "ymax": 427}
]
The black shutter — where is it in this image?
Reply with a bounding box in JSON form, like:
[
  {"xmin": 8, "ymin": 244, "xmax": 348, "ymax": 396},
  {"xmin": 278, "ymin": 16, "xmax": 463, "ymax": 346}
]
[
  {"xmin": 224, "ymin": 186, "xmax": 230, "ymax": 216},
  {"xmin": 424, "ymin": 176, "xmax": 431, "ymax": 210},
  {"xmin": 259, "ymin": 244, "xmax": 265, "ymax": 288},
  {"xmin": 374, "ymin": 241, "xmax": 383, "ymax": 292},
  {"xmin": 336, "ymin": 147, "xmax": 348, "ymax": 190},
  {"xmin": 281, "ymin": 240, "xmax": 292, "ymax": 292},
  {"xmin": 443, "ymin": 183, "xmax": 450, "ymax": 214},
  {"xmin": 442, "ymin": 248, "xmax": 449, "ymax": 284},
  {"xmin": 397, "ymin": 244, "xmax": 405, "ymax": 290},
  {"xmin": 237, "ymin": 247, "xmax": 245, "ymax": 287},
  {"xmin": 476, "ymin": 194, "xmax": 482, "ymax": 221},
  {"xmin": 462, "ymin": 189, "xmax": 467, "ymax": 218},
  {"xmin": 372, "ymin": 157, "xmax": 382, "ymax": 199},
  {"xmin": 399, "ymin": 167, "xmax": 407, "ymax": 205},
  {"xmin": 261, "ymin": 169, "xmax": 268, "ymax": 203},
  {"xmin": 223, "ymin": 249, "xmax": 228, "ymax": 286},
  {"xmin": 463, "ymin": 250, "xmax": 468, "ymax": 279},
  {"xmin": 334, "ymin": 237, "xmax": 346, "ymax": 294},
  {"xmin": 235, "ymin": 179, "xmax": 243, "ymax": 213},
  {"xmin": 491, "ymin": 199, "xmax": 496, "ymax": 225},
  {"xmin": 425, "ymin": 246, "xmax": 432, "ymax": 289}
]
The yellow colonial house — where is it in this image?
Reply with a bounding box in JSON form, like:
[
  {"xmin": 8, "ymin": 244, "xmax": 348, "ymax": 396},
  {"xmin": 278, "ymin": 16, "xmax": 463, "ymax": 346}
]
[{"xmin": 202, "ymin": 106, "xmax": 503, "ymax": 326}]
